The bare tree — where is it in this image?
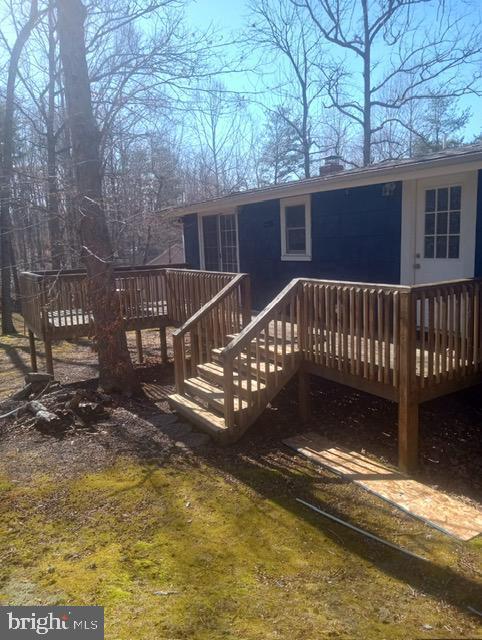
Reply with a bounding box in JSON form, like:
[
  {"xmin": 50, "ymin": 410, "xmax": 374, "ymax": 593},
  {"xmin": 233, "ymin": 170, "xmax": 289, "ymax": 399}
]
[
  {"xmin": 295, "ymin": 0, "xmax": 482, "ymax": 165},
  {"xmin": 56, "ymin": 0, "xmax": 139, "ymax": 393},
  {"xmin": 188, "ymin": 81, "xmax": 250, "ymax": 198},
  {"xmin": 247, "ymin": 0, "xmax": 326, "ymax": 177},
  {"xmin": 0, "ymin": 0, "xmax": 42, "ymax": 334}
]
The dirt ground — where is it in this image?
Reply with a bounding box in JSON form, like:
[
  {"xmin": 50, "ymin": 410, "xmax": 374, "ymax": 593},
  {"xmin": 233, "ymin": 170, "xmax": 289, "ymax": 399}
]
[{"xmin": 0, "ymin": 317, "xmax": 481, "ymax": 639}]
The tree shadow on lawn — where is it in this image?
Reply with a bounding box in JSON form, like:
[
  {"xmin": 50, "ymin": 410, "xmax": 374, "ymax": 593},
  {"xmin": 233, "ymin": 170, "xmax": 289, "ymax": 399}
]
[{"xmin": 111, "ymin": 390, "xmax": 482, "ymax": 623}]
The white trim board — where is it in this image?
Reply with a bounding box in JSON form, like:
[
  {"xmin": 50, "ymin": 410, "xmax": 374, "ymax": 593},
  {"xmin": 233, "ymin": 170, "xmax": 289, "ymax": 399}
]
[{"xmin": 171, "ymin": 157, "xmax": 482, "ymax": 217}]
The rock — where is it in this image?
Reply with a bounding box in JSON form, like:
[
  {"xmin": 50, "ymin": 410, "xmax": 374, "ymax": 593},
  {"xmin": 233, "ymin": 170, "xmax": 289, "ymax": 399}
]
[
  {"xmin": 25, "ymin": 373, "xmax": 54, "ymax": 384},
  {"xmin": 11, "ymin": 384, "xmax": 34, "ymax": 401},
  {"xmin": 27, "ymin": 400, "xmax": 52, "ymax": 415}
]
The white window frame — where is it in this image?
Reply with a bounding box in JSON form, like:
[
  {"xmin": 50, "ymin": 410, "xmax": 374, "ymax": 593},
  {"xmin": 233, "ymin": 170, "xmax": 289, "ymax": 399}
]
[{"xmin": 280, "ymin": 195, "xmax": 312, "ymax": 261}]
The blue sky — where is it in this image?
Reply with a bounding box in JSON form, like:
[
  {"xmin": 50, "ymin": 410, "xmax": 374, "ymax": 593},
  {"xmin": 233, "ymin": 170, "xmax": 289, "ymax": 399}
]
[{"xmin": 184, "ymin": 0, "xmax": 481, "ymax": 142}]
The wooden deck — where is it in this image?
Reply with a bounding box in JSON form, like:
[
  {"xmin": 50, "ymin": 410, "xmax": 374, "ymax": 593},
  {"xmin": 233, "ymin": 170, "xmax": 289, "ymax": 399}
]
[
  {"xmin": 19, "ymin": 266, "xmax": 250, "ymax": 374},
  {"xmin": 171, "ymin": 276, "xmax": 482, "ymax": 472},
  {"xmin": 19, "ymin": 266, "xmax": 482, "ymax": 473}
]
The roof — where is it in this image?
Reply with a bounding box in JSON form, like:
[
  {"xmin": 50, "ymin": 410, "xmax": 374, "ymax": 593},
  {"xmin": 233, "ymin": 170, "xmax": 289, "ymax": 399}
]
[
  {"xmin": 168, "ymin": 144, "xmax": 482, "ymax": 216},
  {"xmin": 147, "ymin": 242, "xmax": 185, "ymax": 266}
]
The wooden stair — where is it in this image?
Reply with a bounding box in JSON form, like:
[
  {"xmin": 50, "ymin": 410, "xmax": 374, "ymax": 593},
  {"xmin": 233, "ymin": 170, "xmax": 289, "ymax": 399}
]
[{"xmin": 168, "ymin": 331, "xmax": 299, "ymax": 443}]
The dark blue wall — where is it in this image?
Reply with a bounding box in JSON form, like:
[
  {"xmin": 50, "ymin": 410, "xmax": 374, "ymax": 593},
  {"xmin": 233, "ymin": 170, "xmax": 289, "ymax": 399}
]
[
  {"xmin": 239, "ymin": 181, "xmax": 402, "ymax": 307},
  {"xmin": 182, "ymin": 214, "xmax": 200, "ymax": 268},
  {"xmin": 475, "ymin": 170, "xmax": 482, "ymax": 277},
  {"xmin": 183, "ymin": 181, "xmax": 403, "ymax": 308}
]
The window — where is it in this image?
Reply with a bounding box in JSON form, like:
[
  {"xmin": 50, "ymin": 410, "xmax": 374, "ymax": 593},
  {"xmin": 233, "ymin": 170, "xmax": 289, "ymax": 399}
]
[
  {"xmin": 424, "ymin": 185, "xmax": 461, "ymax": 260},
  {"xmin": 280, "ymin": 196, "xmax": 311, "ymax": 261},
  {"xmin": 200, "ymin": 212, "xmax": 239, "ymax": 272}
]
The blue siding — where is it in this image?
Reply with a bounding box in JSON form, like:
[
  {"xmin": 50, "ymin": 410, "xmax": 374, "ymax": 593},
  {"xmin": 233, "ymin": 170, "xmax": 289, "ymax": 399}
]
[
  {"xmin": 475, "ymin": 170, "xmax": 482, "ymax": 277},
  {"xmin": 239, "ymin": 182, "xmax": 402, "ymax": 307},
  {"xmin": 182, "ymin": 181, "xmax": 403, "ymax": 308},
  {"xmin": 182, "ymin": 214, "xmax": 200, "ymax": 268}
]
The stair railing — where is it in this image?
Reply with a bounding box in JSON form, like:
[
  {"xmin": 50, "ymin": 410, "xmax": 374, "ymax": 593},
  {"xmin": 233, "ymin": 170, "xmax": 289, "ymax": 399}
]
[
  {"xmin": 172, "ymin": 273, "xmax": 251, "ymax": 394},
  {"xmin": 220, "ymin": 278, "xmax": 303, "ymax": 430}
]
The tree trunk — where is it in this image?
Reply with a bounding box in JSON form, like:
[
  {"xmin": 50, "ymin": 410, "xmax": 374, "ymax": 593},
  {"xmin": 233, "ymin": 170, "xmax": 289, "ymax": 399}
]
[
  {"xmin": 56, "ymin": 0, "xmax": 139, "ymax": 394},
  {"xmin": 46, "ymin": 1, "xmax": 64, "ymax": 270},
  {"xmin": 361, "ymin": 0, "xmax": 372, "ymax": 166},
  {"xmin": 0, "ymin": 0, "xmax": 39, "ymax": 334}
]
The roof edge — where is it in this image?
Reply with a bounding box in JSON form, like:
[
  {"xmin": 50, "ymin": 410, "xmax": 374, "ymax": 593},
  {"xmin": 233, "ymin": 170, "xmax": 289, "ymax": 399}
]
[{"xmin": 167, "ymin": 148, "xmax": 482, "ymax": 217}]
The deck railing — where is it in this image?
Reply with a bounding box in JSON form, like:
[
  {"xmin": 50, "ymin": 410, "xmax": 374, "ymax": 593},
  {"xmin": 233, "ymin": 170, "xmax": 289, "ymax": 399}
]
[
  {"xmin": 18, "ymin": 266, "xmax": 240, "ymax": 340},
  {"xmin": 173, "ymin": 273, "xmax": 251, "ymax": 394},
  {"xmin": 214, "ymin": 277, "xmax": 482, "ymax": 438},
  {"xmin": 412, "ymin": 279, "xmax": 482, "ymax": 397},
  {"xmin": 221, "ymin": 278, "xmax": 302, "ymax": 430}
]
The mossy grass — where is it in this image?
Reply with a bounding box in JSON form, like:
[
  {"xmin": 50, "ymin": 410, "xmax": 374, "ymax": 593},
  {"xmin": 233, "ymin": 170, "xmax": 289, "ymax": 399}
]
[{"xmin": 0, "ymin": 457, "xmax": 480, "ymax": 639}]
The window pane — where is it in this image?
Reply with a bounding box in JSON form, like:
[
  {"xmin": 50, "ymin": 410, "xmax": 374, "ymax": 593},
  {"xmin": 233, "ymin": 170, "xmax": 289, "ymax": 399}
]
[
  {"xmin": 436, "ymin": 235, "xmax": 447, "ymax": 259},
  {"xmin": 425, "ymin": 189, "xmax": 436, "ymax": 212},
  {"xmin": 424, "ymin": 236, "xmax": 434, "ymax": 258},
  {"xmin": 450, "ymin": 186, "xmax": 461, "ymax": 210},
  {"xmin": 437, "ymin": 187, "xmax": 448, "ymax": 211},
  {"xmin": 449, "ymin": 211, "xmax": 460, "ymax": 234},
  {"xmin": 285, "ymin": 205, "xmax": 305, "ymax": 228},
  {"xmin": 437, "ymin": 211, "xmax": 448, "ymax": 235},
  {"xmin": 286, "ymin": 228, "xmax": 306, "ymax": 253},
  {"xmin": 448, "ymin": 235, "xmax": 460, "ymax": 259},
  {"xmin": 425, "ymin": 212, "xmax": 435, "ymax": 235}
]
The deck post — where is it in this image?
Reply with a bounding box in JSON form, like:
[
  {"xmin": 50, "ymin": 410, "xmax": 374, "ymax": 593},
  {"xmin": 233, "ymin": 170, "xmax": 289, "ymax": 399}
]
[
  {"xmin": 44, "ymin": 338, "xmax": 54, "ymax": 376},
  {"xmin": 298, "ymin": 368, "xmax": 311, "ymax": 423},
  {"xmin": 135, "ymin": 329, "xmax": 144, "ymax": 363},
  {"xmin": 241, "ymin": 276, "xmax": 252, "ymax": 327},
  {"xmin": 28, "ymin": 330, "xmax": 38, "ymax": 372},
  {"xmin": 398, "ymin": 289, "xmax": 418, "ymax": 473},
  {"xmin": 159, "ymin": 325, "xmax": 168, "ymax": 363}
]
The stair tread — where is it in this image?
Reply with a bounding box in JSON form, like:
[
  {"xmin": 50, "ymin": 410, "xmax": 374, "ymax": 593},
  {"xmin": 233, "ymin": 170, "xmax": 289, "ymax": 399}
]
[
  {"xmin": 197, "ymin": 362, "xmax": 267, "ymax": 391},
  {"xmin": 168, "ymin": 393, "xmax": 227, "ymax": 431},
  {"xmin": 213, "ymin": 342, "xmax": 297, "ymax": 359},
  {"xmin": 185, "ymin": 376, "xmax": 248, "ymax": 410}
]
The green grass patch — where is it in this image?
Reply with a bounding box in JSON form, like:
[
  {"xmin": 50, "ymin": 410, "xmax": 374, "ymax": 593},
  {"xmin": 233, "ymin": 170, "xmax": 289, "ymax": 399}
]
[{"xmin": 0, "ymin": 458, "xmax": 480, "ymax": 639}]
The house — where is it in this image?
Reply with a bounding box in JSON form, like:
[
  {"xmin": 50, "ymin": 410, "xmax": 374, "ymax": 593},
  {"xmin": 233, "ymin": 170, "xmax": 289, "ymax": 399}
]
[{"xmin": 170, "ymin": 144, "xmax": 482, "ymax": 308}]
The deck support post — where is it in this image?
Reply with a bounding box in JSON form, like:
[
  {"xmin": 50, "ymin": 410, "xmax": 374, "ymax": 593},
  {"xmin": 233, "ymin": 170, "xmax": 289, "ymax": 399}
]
[
  {"xmin": 398, "ymin": 290, "xmax": 418, "ymax": 474},
  {"xmin": 241, "ymin": 276, "xmax": 252, "ymax": 327},
  {"xmin": 28, "ymin": 330, "xmax": 38, "ymax": 372},
  {"xmin": 44, "ymin": 338, "xmax": 54, "ymax": 376},
  {"xmin": 159, "ymin": 325, "xmax": 168, "ymax": 363},
  {"xmin": 135, "ymin": 330, "xmax": 144, "ymax": 363},
  {"xmin": 298, "ymin": 368, "xmax": 311, "ymax": 423}
]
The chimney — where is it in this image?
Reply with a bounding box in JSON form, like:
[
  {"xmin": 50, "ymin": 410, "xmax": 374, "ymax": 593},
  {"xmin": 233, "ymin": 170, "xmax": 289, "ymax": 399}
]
[{"xmin": 319, "ymin": 155, "xmax": 344, "ymax": 177}]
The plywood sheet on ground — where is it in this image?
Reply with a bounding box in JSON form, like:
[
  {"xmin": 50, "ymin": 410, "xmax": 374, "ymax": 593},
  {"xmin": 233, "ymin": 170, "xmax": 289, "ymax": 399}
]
[{"xmin": 283, "ymin": 431, "xmax": 482, "ymax": 541}]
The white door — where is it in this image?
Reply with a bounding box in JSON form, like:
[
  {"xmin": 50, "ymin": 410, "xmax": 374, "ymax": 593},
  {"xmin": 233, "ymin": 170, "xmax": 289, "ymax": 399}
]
[
  {"xmin": 414, "ymin": 173, "xmax": 477, "ymax": 285},
  {"xmin": 201, "ymin": 213, "xmax": 239, "ymax": 272}
]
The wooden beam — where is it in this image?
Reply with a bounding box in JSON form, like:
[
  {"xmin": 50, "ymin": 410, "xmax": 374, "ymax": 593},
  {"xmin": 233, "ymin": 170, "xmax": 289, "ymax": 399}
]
[
  {"xmin": 398, "ymin": 290, "xmax": 419, "ymax": 473},
  {"xmin": 28, "ymin": 330, "xmax": 37, "ymax": 372},
  {"xmin": 159, "ymin": 325, "xmax": 168, "ymax": 363},
  {"xmin": 298, "ymin": 369, "xmax": 311, "ymax": 423},
  {"xmin": 44, "ymin": 339, "xmax": 54, "ymax": 376},
  {"xmin": 135, "ymin": 329, "xmax": 143, "ymax": 363}
]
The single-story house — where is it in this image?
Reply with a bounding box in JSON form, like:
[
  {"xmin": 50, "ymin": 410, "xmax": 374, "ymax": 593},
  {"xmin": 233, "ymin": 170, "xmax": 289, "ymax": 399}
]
[{"xmin": 170, "ymin": 144, "xmax": 482, "ymax": 308}]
